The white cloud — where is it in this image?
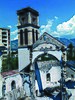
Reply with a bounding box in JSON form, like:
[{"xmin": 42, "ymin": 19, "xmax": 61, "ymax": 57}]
[
  {"xmin": 41, "ymin": 25, "xmax": 45, "ymax": 29},
  {"xmin": 56, "ymin": 15, "xmax": 75, "ymax": 38},
  {"xmin": 13, "ymin": 35, "xmax": 18, "ymax": 40},
  {"xmin": 40, "ymin": 19, "xmax": 53, "ymax": 34},
  {"xmin": 11, "ymin": 29, "xmax": 18, "ymax": 35},
  {"xmin": 51, "ymin": 31, "xmax": 60, "ymax": 37},
  {"xmin": 54, "ymin": 16, "xmax": 58, "ymax": 20},
  {"xmin": 8, "ymin": 25, "xmax": 12, "ymax": 28},
  {"xmin": 40, "ymin": 15, "xmax": 75, "ymax": 39}
]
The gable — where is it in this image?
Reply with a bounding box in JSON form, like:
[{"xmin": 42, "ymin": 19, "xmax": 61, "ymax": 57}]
[{"xmin": 33, "ymin": 32, "xmax": 65, "ymax": 51}]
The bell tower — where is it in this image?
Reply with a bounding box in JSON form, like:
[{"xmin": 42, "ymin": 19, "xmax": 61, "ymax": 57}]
[
  {"xmin": 17, "ymin": 7, "xmax": 40, "ymax": 71},
  {"xmin": 17, "ymin": 7, "xmax": 40, "ymax": 47}
]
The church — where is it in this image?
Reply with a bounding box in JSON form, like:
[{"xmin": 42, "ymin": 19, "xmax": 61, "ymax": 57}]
[{"xmin": 17, "ymin": 7, "xmax": 68, "ymax": 100}]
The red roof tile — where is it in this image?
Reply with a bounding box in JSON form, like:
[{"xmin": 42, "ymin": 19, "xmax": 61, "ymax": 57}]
[{"xmin": 1, "ymin": 70, "xmax": 18, "ymax": 77}]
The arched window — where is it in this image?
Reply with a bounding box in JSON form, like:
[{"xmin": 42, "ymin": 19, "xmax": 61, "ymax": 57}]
[
  {"xmin": 11, "ymin": 81, "xmax": 16, "ymax": 90},
  {"xmin": 71, "ymin": 74, "xmax": 74, "ymax": 81},
  {"xmin": 2, "ymin": 85, "xmax": 6, "ymax": 96},
  {"xmin": 36, "ymin": 30, "xmax": 38, "ymax": 41},
  {"xmin": 24, "ymin": 29, "xmax": 28, "ymax": 45},
  {"xmin": 44, "ymin": 35, "xmax": 47, "ymax": 41},
  {"xmin": 20, "ymin": 30, "xmax": 23, "ymax": 45},
  {"xmin": 46, "ymin": 73, "xmax": 51, "ymax": 82},
  {"xmin": 32, "ymin": 29, "xmax": 35, "ymax": 43}
]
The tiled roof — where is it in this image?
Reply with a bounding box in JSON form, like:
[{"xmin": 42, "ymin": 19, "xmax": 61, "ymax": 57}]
[
  {"xmin": 17, "ymin": 7, "xmax": 39, "ymax": 16},
  {"xmin": 1, "ymin": 70, "xmax": 18, "ymax": 77}
]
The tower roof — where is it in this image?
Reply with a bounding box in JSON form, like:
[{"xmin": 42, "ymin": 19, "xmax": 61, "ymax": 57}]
[
  {"xmin": 0, "ymin": 27, "xmax": 10, "ymax": 31},
  {"xmin": 17, "ymin": 7, "xmax": 39, "ymax": 16}
]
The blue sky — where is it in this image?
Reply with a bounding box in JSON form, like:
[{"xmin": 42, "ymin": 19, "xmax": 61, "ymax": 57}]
[{"xmin": 0, "ymin": 0, "xmax": 75, "ymax": 40}]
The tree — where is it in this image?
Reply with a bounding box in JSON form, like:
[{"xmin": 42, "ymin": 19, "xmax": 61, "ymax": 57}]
[
  {"xmin": 67, "ymin": 43, "xmax": 73, "ymax": 60},
  {"xmin": 1, "ymin": 53, "xmax": 18, "ymax": 72}
]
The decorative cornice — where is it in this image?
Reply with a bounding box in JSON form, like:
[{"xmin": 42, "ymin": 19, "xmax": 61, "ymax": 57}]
[
  {"xmin": 17, "ymin": 23, "xmax": 40, "ymax": 29},
  {"xmin": 17, "ymin": 7, "xmax": 39, "ymax": 16}
]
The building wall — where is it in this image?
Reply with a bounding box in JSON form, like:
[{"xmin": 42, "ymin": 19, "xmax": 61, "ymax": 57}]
[
  {"xmin": 35, "ymin": 65, "xmax": 61, "ymax": 91},
  {"xmin": 0, "ymin": 74, "xmax": 3, "ymax": 98},
  {"xmin": 0, "ymin": 28, "xmax": 10, "ymax": 59},
  {"xmin": 0, "ymin": 56, "xmax": 2, "ymax": 72},
  {"xmin": 0, "ymin": 29, "xmax": 2, "ymax": 42},
  {"xmin": 18, "ymin": 48, "xmax": 30, "ymax": 71},
  {"xmin": 0, "ymin": 73, "xmax": 23, "ymax": 98},
  {"xmin": 5, "ymin": 74, "xmax": 23, "ymax": 93}
]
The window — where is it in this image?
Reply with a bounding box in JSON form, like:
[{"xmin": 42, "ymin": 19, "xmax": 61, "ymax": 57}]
[
  {"xmin": 24, "ymin": 29, "xmax": 28, "ymax": 45},
  {"xmin": 46, "ymin": 73, "xmax": 50, "ymax": 82},
  {"xmin": 32, "ymin": 29, "xmax": 35, "ymax": 43},
  {"xmin": 2, "ymin": 85, "xmax": 6, "ymax": 96},
  {"xmin": 36, "ymin": 30, "xmax": 38, "ymax": 40},
  {"xmin": 32, "ymin": 17, "xmax": 37, "ymax": 25},
  {"xmin": 11, "ymin": 81, "xmax": 16, "ymax": 90},
  {"xmin": 50, "ymin": 46, "xmax": 52, "ymax": 50},
  {"xmin": 71, "ymin": 74, "xmax": 74, "ymax": 81},
  {"xmin": 44, "ymin": 35, "xmax": 47, "ymax": 41},
  {"xmin": 20, "ymin": 30, "xmax": 23, "ymax": 45},
  {"xmin": 2, "ymin": 32, "xmax": 6, "ymax": 35},
  {"xmin": 36, "ymin": 90, "xmax": 39, "ymax": 96}
]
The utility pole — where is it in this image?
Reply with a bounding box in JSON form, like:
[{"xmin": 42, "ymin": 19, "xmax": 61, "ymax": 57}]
[
  {"xmin": 61, "ymin": 50, "xmax": 68, "ymax": 100},
  {"xmin": 29, "ymin": 46, "xmax": 36, "ymax": 100},
  {"xmin": 61, "ymin": 64, "xmax": 65, "ymax": 100}
]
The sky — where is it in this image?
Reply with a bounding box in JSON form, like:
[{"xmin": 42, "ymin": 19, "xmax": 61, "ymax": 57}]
[{"xmin": 0, "ymin": 0, "xmax": 75, "ymax": 40}]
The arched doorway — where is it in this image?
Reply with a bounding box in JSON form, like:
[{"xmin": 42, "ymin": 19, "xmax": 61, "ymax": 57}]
[{"xmin": 32, "ymin": 53, "xmax": 61, "ymax": 97}]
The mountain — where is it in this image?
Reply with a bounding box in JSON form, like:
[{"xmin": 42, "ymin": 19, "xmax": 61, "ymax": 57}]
[
  {"xmin": 11, "ymin": 39, "xmax": 18, "ymax": 51},
  {"xmin": 56, "ymin": 37, "xmax": 75, "ymax": 47},
  {"xmin": 10, "ymin": 38, "xmax": 75, "ymax": 50},
  {"xmin": 70, "ymin": 39, "xmax": 75, "ymax": 47}
]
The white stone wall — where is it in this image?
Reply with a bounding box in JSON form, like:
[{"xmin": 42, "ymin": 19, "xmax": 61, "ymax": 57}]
[
  {"xmin": 35, "ymin": 66, "xmax": 61, "ymax": 90},
  {"xmin": 18, "ymin": 48, "xmax": 30, "ymax": 71},
  {"xmin": 5, "ymin": 74, "xmax": 23, "ymax": 93},
  {"xmin": 0, "ymin": 73, "xmax": 23, "ymax": 98}
]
